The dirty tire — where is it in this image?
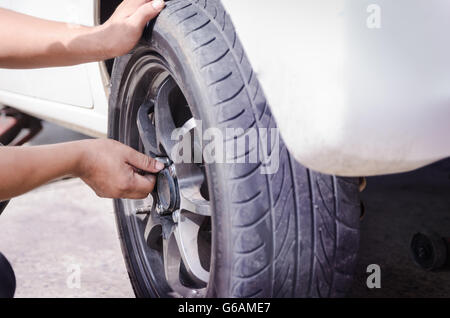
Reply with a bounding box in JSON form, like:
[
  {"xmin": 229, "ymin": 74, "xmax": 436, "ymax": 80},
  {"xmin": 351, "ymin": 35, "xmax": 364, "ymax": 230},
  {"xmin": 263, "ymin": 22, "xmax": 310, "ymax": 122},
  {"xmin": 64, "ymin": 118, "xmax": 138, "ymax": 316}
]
[{"xmin": 109, "ymin": 0, "xmax": 360, "ymax": 298}]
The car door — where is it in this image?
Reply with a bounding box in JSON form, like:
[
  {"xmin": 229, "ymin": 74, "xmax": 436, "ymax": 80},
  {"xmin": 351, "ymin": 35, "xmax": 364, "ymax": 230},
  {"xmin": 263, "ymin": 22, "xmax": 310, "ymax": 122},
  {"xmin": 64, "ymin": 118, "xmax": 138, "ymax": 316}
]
[{"xmin": 0, "ymin": 0, "xmax": 95, "ymax": 109}]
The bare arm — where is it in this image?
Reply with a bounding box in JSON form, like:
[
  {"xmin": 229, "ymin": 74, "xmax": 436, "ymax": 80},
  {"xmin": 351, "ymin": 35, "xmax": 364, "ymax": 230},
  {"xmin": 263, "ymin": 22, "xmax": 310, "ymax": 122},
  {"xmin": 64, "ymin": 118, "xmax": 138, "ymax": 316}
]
[
  {"xmin": 0, "ymin": 0, "xmax": 166, "ymax": 201},
  {"xmin": 0, "ymin": 0, "xmax": 165, "ymax": 68},
  {"xmin": 0, "ymin": 139, "xmax": 164, "ymax": 201}
]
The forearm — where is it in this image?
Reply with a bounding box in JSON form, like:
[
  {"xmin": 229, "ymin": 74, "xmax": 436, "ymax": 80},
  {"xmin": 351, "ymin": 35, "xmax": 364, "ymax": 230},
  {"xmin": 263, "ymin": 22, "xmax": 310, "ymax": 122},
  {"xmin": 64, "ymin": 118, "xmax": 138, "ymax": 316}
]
[
  {"xmin": 0, "ymin": 1, "xmax": 165, "ymax": 69},
  {"xmin": 0, "ymin": 141, "xmax": 85, "ymax": 200},
  {"xmin": 0, "ymin": 8, "xmax": 111, "ymax": 68}
]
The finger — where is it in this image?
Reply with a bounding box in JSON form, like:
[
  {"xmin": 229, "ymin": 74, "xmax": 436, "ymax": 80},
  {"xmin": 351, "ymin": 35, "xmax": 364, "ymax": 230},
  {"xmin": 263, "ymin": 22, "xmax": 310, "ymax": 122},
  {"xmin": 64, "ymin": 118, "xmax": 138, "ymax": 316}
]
[
  {"xmin": 126, "ymin": 149, "xmax": 165, "ymax": 173},
  {"xmin": 129, "ymin": 0, "xmax": 165, "ymax": 28},
  {"xmin": 127, "ymin": 173, "xmax": 157, "ymax": 199},
  {"xmin": 119, "ymin": 0, "xmax": 148, "ymax": 14},
  {"xmin": 124, "ymin": 0, "xmax": 149, "ymax": 7}
]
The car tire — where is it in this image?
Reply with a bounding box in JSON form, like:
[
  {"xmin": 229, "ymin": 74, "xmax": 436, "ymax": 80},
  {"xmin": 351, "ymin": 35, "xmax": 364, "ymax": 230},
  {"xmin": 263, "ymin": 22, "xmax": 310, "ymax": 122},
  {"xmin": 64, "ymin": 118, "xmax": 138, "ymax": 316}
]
[{"xmin": 108, "ymin": 0, "xmax": 361, "ymax": 298}]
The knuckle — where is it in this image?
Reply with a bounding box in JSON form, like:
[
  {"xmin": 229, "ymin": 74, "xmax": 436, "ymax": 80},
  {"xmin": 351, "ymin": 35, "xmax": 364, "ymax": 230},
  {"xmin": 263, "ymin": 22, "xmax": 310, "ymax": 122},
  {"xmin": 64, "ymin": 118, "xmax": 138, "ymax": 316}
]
[
  {"xmin": 116, "ymin": 184, "xmax": 127, "ymax": 193},
  {"xmin": 142, "ymin": 155, "xmax": 151, "ymax": 169},
  {"xmin": 150, "ymin": 158, "xmax": 158, "ymax": 170}
]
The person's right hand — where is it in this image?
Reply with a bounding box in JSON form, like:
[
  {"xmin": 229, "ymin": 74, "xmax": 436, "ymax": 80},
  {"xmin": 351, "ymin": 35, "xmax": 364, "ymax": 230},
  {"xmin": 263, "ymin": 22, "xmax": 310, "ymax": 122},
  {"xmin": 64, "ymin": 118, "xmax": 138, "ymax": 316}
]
[
  {"xmin": 77, "ymin": 139, "xmax": 164, "ymax": 199},
  {"xmin": 0, "ymin": 0, "xmax": 165, "ymax": 68},
  {"xmin": 101, "ymin": 0, "xmax": 166, "ymax": 58}
]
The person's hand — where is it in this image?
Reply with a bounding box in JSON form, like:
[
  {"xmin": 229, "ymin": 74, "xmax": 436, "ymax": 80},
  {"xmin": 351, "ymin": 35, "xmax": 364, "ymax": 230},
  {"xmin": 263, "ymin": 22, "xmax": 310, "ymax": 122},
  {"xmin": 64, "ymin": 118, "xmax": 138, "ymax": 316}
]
[
  {"xmin": 0, "ymin": 0, "xmax": 165, "ymax": 68},
  {"xmin": 101, "ymin": 0, "xmax": 165, "ymax": 58},
  {"xmin": 76, "ymin": 139, "xmax": 165, "ymax": 199}
]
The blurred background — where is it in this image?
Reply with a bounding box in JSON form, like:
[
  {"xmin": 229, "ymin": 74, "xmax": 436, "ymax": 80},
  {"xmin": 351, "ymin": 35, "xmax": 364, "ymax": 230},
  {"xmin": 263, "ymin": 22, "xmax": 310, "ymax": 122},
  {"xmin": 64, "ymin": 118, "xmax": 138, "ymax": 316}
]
[{"xmin": 0, "ymin": 120, "xmax": 450, "ymax": 298}]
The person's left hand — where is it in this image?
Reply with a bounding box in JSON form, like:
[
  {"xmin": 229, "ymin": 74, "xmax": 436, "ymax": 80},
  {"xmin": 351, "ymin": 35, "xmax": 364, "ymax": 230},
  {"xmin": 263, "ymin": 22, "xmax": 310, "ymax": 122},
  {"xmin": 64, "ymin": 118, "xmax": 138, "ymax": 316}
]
[{"xmin": 101, "ymin": 0, "xmax": 165, "ymax": 58}]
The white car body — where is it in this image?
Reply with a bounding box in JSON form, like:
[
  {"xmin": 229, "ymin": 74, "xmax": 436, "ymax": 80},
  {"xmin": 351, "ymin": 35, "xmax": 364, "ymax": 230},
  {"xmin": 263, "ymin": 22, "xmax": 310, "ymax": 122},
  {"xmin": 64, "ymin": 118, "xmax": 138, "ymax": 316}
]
[
  {"xmin": 0, "ymin": 0, "xmax": 109, "ymax": 137},
  {"xmin": 1, "ymin": 0, "xmax": 449, "ymax": 177}
]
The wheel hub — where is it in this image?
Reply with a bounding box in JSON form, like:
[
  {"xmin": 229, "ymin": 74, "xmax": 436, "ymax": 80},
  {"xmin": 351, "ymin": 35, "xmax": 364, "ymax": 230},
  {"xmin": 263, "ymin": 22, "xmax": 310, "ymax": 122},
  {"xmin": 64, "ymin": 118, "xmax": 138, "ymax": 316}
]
[{"xmin": 156, "ymin": 161, "xmax": 179, "ymax": 215}]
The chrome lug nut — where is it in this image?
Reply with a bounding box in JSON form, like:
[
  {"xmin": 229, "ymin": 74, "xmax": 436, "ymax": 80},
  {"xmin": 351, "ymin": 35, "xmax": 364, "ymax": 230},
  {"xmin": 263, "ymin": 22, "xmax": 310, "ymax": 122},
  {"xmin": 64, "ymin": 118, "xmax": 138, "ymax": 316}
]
[
  {"xmin": 148, "ymin": 112, "xmax": 155, "ymax": 125},
  {"xmin": 172, "ymin": 210, "xmax": 180, "ymax": 223},
  {"xmin": 156, "ymin": 203, "xmax": 164, "ymax": 215},
  {"xmin": 135, "ymin": 206, "xmax": 152, "ymax": 215},
  {"xmin": 168, "ymin": 164, "xmax": 176, "ymax": 177},
  {"xmin": 155, "ymin": 157, "xmax": 171, "ymax": 168}
]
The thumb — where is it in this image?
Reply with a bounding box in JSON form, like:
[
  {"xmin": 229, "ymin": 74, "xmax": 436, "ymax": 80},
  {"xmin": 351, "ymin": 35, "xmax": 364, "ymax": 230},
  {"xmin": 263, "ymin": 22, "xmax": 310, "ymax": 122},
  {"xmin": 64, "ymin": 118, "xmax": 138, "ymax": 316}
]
[{"xmin": 130, "ymin": 0, "xmax": 165, "ymax": 28}]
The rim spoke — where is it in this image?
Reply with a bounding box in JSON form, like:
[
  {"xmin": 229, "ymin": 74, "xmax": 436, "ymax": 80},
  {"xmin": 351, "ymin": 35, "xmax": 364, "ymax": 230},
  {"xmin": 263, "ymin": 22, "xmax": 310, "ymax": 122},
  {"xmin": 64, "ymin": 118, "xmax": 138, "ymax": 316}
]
[
  {"xmin": 163, "ymin": 230, "xmax": 184, "ymax": 291},
  {"xmin": 143, "ymin": 212, "xmax": 162, "ymax": 250},
  {"xmin": 179, "ymin": 187, "xmax": 211, "ymax": 216},
  {"xmin": 174, "ymin": 212, "xmax": 210, "ymax": 284},
  {"xmin": 175, "ymin": 162, "xmax": 204, "ymax": 183},
  {"xmin": 136, "ymin": 101, "xmax": 160, "ymax": 156},
  {"xmin": 151, "ymin": 71, "xmax": 171, "ymax": 96},
  {"xmin": 129, "ymin": 66, "xmax": 212, "ymax": 297},
  {"xmin": 176, "ymin": 164, "xmax": 211, "ymax": 216},
  {"xmin": 177, "ymin": 117, "xmax": 197, "ymax": 138},
  {"xmin": 163, "ymin": 230, "xmax": 205, "ymax": 297},
  {"xmin": 155, "ymin": 77, "xmax": 178, "ymax": 156},
  {"xmin": 170, "ymin": 117, "xmax": 204, "ymax": 165}
]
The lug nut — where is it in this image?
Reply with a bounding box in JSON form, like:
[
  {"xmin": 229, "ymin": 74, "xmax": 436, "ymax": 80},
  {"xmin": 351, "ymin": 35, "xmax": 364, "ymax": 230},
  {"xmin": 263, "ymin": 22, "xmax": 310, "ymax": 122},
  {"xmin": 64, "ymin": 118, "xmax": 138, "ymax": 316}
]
[
  {"xmin": 155, "ymin": 157, "xmax": 171, "ymax": 168},
  {"xmin": 135, "ymin": 206, "xmax": 152, "ymax": 215},
  {"xmin": 172, "ymin": 210, "xmax": 180, "ymax": 223},
  {"xmin": 148, "ymin": 112, "xmax": 155, "ymax": 125},
  {"xmin": 156, "ymin": 203, "xmax": 164, "ymax": 215},
  {"xmin": 168, "ymin": 164, "xmax": 176, "ymax": 176}
]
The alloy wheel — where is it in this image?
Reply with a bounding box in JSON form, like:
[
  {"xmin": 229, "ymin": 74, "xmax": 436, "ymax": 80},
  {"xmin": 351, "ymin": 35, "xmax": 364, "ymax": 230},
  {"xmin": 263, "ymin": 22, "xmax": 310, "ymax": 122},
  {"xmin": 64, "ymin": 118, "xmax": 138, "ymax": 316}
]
[{"xmin": 121, "ymin": 56, "xmax": 212, "ymax": 298}]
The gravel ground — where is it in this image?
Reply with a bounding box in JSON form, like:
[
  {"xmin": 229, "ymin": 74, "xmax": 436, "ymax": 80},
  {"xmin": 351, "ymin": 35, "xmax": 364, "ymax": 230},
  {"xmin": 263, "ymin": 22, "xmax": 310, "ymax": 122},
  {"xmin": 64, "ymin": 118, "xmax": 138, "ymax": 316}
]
[{"xmin": 0, "ymin": 178, "xmax": 134, "ymax": 298}]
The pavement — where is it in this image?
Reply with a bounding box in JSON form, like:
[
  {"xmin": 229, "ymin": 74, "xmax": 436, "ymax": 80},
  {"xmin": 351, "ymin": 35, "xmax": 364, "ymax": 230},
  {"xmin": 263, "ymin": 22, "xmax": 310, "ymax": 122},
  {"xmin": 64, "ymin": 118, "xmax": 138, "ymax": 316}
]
[
  {"xmin": 0, "ymin": 122, "xmax": 134, "ymax": 298},
  {"xmin": 1, "ymin": 121, "xmax": 450, "ymax": 298}
]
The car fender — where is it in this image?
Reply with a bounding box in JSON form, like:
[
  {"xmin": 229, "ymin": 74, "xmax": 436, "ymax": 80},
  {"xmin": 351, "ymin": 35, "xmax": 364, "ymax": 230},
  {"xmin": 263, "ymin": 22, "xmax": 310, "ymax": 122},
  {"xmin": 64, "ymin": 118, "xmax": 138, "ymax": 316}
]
[{"xmin": 222, "ymin": 0, "xmax": 450, "ymax": 176}]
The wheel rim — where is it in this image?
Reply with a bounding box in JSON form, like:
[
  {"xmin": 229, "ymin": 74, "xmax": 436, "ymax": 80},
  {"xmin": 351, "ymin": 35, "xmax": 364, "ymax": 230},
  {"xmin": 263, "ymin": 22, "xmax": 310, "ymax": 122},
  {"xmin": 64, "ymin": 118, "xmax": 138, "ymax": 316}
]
[{"xmin": 120, "ymin": 53, "xmax": 212, "ymax": 298}]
